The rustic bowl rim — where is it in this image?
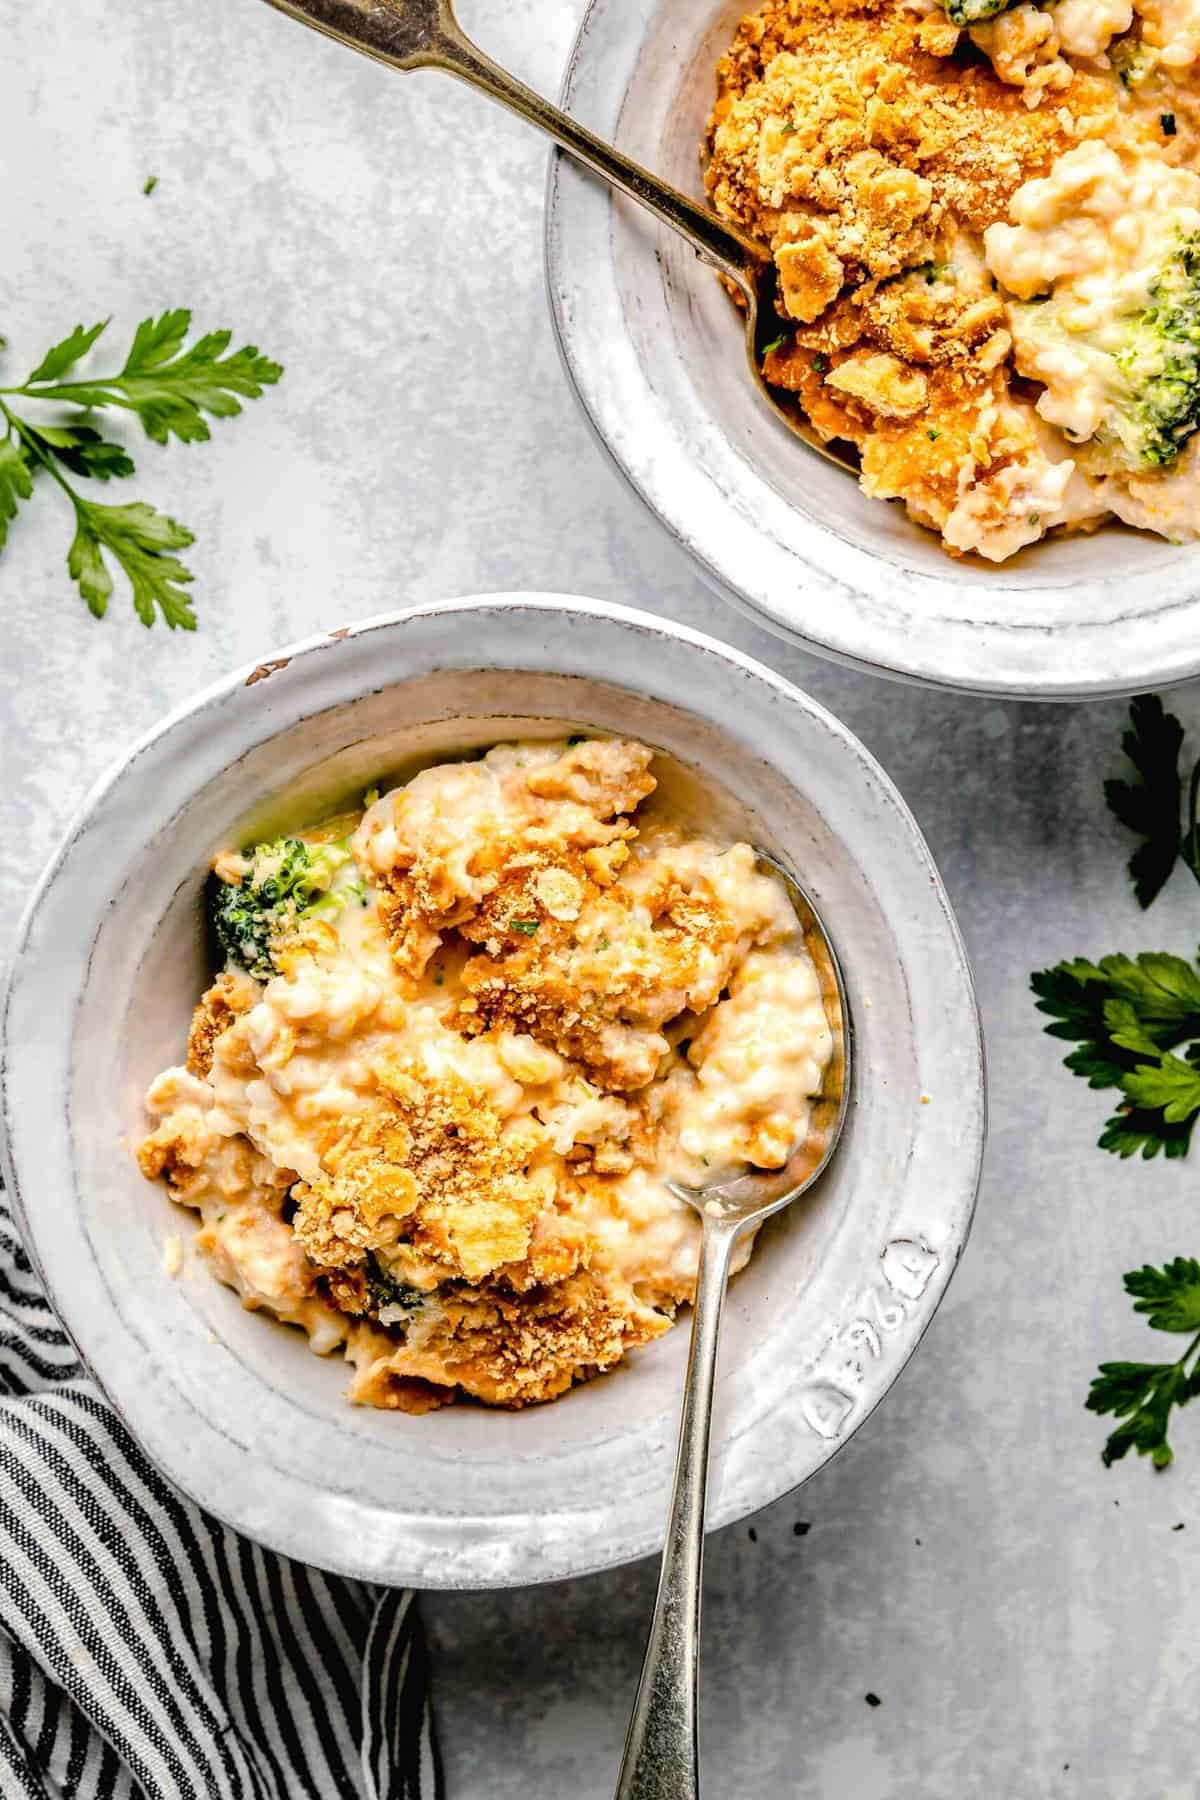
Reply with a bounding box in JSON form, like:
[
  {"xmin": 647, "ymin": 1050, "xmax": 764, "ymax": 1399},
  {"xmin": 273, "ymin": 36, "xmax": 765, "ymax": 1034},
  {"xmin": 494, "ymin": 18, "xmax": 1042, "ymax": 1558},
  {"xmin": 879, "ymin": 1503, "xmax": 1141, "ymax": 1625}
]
[
  {"xmin": 544, "ymin": 0, "xmax": 1200, "ymax": 698},
  {"xmin": 0, "ymin": 594, "xmax": 984, "ymax": 1585}
]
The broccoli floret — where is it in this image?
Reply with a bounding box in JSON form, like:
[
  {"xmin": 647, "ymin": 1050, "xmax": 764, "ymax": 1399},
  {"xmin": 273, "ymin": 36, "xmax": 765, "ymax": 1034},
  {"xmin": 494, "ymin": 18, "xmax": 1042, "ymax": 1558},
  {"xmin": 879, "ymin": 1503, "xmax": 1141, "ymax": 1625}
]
[
  {"xmin": 1110, "ymin": 38, "xmax": 1158, "ymax": 89},
  {"xmin": 365, "ymin": 1256, "xmax": 425, "ymax": 1321},
  {"xmin": 917, "ymin": 261, "xmax": 952, "ymax": 285},
  {"xmin": 209, "ymin": 835, "xmax": 353, "ymax": 980},
  {"xmin": 1111, "ymin": 231, "xmax": 1200, "ymax": 469},
  {"xmin": 1013, "ymin": 226, "xmax": 1200, "ymax": 475},
  {"xmin": 941, "ymin": 0, "xmax": 1016, "ymax": 24}
]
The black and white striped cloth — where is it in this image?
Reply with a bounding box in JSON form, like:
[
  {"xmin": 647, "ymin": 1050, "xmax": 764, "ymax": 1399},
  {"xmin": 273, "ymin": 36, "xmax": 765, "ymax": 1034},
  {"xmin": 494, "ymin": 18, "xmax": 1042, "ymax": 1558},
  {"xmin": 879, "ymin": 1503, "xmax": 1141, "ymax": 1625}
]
[{"xmin": 0, "ymin": 1189, "xmax": 443, "ymax": 1800}]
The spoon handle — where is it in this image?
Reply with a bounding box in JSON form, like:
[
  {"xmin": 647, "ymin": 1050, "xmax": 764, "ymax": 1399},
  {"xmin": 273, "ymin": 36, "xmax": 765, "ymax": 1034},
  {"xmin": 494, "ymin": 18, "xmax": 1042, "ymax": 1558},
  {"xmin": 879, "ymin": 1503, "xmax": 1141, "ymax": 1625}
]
[
  {"xmin": 260, "ymin": 0, "xmax": 763, "ymax": 287},
  {"xmin": 615, "ymin": 1215, "xmax": 742, "ymax": 1800}
]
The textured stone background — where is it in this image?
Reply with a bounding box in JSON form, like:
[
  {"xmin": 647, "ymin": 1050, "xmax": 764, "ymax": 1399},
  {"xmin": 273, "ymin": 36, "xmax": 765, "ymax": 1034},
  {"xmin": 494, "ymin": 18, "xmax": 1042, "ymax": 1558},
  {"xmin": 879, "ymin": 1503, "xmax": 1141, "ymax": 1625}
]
[{"xmin": 3, "ymin": 2, "xmax": 1200, "ymax": 1795}]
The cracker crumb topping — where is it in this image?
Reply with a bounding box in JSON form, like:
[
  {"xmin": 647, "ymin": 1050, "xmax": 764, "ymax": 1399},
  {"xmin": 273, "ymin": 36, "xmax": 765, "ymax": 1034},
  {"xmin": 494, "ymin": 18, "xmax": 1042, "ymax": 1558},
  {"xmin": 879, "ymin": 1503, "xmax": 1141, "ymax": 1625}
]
[{"xmin": 135, "ymin": 738, "xmax": 834, "ymax": 1411}]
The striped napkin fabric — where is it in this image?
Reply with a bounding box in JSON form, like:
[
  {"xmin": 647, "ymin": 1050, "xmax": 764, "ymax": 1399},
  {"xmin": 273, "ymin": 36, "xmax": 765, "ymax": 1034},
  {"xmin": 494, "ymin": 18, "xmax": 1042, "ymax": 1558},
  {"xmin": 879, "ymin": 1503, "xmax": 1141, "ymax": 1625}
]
[{"xmin": 0, "ymin": 1190, "xmax": 443, "ymax": 1800}]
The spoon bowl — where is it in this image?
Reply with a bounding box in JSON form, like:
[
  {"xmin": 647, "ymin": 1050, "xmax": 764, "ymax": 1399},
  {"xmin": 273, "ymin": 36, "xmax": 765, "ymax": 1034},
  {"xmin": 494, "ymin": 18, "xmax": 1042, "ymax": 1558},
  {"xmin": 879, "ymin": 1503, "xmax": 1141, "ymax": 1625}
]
[
  {"xmin": 667, "ymin": 849, "xmax": 851, "ymax": 1224},
  {"xmin": 614, "ymin": 852, "xmax": 851, "ymax": 1800}
]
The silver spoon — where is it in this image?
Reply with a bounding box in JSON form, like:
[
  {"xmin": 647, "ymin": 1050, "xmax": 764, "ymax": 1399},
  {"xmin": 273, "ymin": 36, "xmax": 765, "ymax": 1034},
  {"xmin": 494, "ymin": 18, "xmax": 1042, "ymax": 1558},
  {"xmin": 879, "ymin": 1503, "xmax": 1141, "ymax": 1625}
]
[
  {"xmin": 258, "ymin": 0, "xmax": 848, "ymax": 461},
  {"xmin": 615, "ymin": 851, "xmax": 850, "ymax": 1800}
]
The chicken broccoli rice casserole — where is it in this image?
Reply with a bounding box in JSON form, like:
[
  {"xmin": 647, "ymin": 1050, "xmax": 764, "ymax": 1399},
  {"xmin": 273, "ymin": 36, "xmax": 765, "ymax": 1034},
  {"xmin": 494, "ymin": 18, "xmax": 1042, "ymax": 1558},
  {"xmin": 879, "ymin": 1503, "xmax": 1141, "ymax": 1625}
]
[
  {"xmin": 705, "ymin": 0, "xmax": 1200, "ymax": 558},
  {"xmin": 135, "ymin": 738, "xmax": 834, "ymax": 1412}
]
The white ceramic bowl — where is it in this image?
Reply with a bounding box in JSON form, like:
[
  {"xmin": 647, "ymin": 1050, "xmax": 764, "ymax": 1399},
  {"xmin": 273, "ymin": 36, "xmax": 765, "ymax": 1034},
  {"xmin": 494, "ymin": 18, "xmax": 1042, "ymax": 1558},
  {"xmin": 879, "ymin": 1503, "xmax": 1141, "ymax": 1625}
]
[
  {"xmin": 0, "ymin": 596, "xmax": 983, "ymax": 1587},
  {"xmin": 545, "ymin": 0, "xmax": 1200, "ymax": 698}
]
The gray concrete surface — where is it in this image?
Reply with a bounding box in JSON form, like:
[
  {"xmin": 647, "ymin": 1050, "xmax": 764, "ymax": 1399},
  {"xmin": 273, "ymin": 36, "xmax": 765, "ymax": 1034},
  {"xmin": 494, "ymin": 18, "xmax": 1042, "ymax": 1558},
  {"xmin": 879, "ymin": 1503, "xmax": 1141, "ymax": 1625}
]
[{"xmin": 2, "ymin": 2, "xmax": 1198, "ymax": 1795}]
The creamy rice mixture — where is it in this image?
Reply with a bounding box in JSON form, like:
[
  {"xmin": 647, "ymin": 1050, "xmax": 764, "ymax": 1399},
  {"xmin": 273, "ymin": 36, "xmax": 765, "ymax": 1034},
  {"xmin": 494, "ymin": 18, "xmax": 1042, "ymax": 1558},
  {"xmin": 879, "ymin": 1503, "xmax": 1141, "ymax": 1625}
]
[
  {"xmin": 136, "ymin": 738, "xmax": 833, "ymax": 1411},
  {"xmin": 706, "ymin": 0, "xmax": 1200, "ymax": 558}
]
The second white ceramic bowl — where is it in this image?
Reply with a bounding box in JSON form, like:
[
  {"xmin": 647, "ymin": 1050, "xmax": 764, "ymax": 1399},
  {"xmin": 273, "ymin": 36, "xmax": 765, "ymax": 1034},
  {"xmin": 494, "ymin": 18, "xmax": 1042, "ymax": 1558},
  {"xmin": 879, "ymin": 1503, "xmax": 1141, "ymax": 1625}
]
[
  {"xmin": 545, "ymin": 0, "xmax": 1200, "ymax": 698},
  {"xmin": 0, "ymin": 596, "xmax": 983, "ymax": 1586}
]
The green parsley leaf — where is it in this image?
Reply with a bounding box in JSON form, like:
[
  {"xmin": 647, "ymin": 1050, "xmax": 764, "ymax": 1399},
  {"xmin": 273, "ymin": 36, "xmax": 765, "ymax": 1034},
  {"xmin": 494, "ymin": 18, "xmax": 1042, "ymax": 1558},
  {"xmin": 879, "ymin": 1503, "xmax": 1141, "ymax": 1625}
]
[
  {"xmin": 0, "ymin": 435, "xmax": 33, "ymax": 550},
  {"xmin": 1032, "ymin": 952, "xmax": 1200, "ymax": 1153},
  {"xmin": 25, "ymin": 309, "xmax": 283, "ymax": 446},
  {"xmin": 1098, "ymin": 1107, "xmax": 1195, "ymax": 1160},
  {"xmin": 0, "ymin": 310, "xmax": 280, "ymax": 630},
  {"xmin": 67, "ymin": 500, "xmax": 196, "ymax": 628},
  {"xmin": 1088, "ymin": 1359, "xmax": 1196, "ymax": 1467},
  {"xmin": 1035, "ymin": 953, "xmax": 1200, "ymax": 1047},
  {"xmin": 1127, "ymin": 1257, "xmax": 1200, "ymax": 1332},
  {"xmin": 1104, "ymin": 995, "xmax": 1165, "ymax": 1059},
  {"xmin": 24, "ymin": 320, "xmax": 109, "ymax": 386},
  {"xmin": 811, "ymin": 352, "xmax": 830, "ymax": 375},
  {"xmin": 509, "ymin": 917, "xmax": 540, "ymax": 936},
  {"xmin": 144, "ymin": 175, "xmax": 159, "ymax": 195},
  {"xmin": 762, "ymin": 333, "xmax": 789, "ymax": 357},
  {"xmin": 1103, "ymin": 695, "xmax": 1189, "ymax": 907},
  {"xmin": 1035, "ymin": 701, "xmax": 1200, "ymax": 1469},
  {"xmin": 1122, "ymin": 1051, "xmax": 1200, "ymax": 1123},
  {"xmin": 24, "ymin": 422, "xmax": 135, "ymax": 483},
  {"xmin": 1087, "ymin": 1260, "xmax": 1200, "ymax": 1466},
  {"xmin": 1128, "ymin": 951, "xmax": 1200, "ymax": 1017}
]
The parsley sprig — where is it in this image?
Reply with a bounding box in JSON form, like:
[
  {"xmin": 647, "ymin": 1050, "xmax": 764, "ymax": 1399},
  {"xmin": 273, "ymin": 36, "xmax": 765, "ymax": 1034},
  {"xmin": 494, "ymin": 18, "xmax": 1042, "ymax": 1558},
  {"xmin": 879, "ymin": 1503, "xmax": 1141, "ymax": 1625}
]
[
  {"xmin": 1087, "ymin": 1260, "xmax": 1200, "ymax": 1468},
  {"xmin": 1031, "ymin": 953, "xmax": 1200, "ymax": 1158},
  {"xmin": 1033, "ymin": 698, "xmax": 1200, "ymax": 1158},
  {"xmin": 1103, "ymin": 695, "xmax": 1200, "ymax": 907},
  {"xmin": 0, "ymin": 310, "xmax": 281, "ymax": 629},
  {"xmin": 1032, "ymin": 695, "xmax": 1200, "ymax": 1467}
]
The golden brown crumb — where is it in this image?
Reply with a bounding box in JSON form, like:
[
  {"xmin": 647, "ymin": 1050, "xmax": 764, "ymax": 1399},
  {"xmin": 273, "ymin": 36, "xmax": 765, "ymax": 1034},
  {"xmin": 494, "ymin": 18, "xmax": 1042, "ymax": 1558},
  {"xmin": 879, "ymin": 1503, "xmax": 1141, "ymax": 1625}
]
[
  {"xmin": 185, "ymin": 971, "xmax": 259, "ymax": 1077},
  {"xmin": 456, "ymin": 850, "xmax": 741, "ymax": 1092},
  {"xmin": 704, "ymin": 0, "xmax": 1106, "ymax": 284},
  {"xmin": 292, "ymin": 1058, "xmax": 556, "ymax": 1287},
  {"xmin": 369, "ymin": 739, "xmax": 655, "ymax": 978},
  {"xmin": 702, "ymin": 0, "xmax": 1126, "ymax": 542},
  {"xmin": 349, "ymin": 1271, "xmax": 670, "ymax": 1409},
  {"xmin": 824, "ymin": 350, "xmax": 928, "ymax": 419},
  {"xmin": 280, "ymin": 1032, "xmax": 681, "ymax": 1406},
  {"xmin": 137, "ymin": 734, "xmax": 831, "ymax": 1414},
  {"xmin": 360, "ymin": 1375, "xmax": 458, "ymax": 1415},
  {"xmin": 137, "ymin": 1110, "xmax": 214, "ymax": 1188}
]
